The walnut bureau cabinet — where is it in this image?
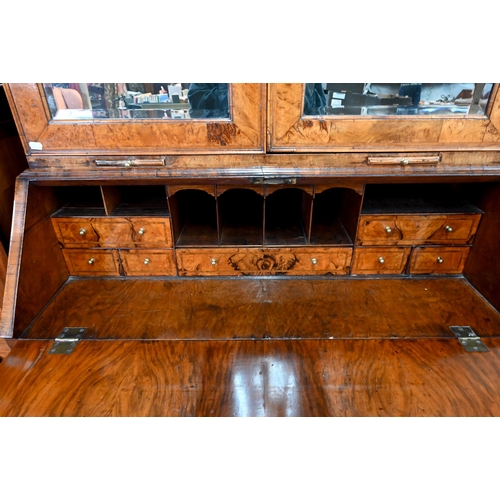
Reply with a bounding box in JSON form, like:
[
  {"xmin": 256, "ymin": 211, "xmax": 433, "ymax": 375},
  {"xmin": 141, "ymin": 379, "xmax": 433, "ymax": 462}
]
[{"xmin": 3, "ymin": 82, "xmax": 500, "ymax": 416}]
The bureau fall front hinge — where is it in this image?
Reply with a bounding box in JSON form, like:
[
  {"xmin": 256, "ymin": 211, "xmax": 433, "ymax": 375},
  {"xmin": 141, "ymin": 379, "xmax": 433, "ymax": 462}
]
[
  {"xmin": 450, "ymin": 326, "xmax": 489, "ymax": 352},
  {"xmin": 49, "ymin": 327, "xmax": 87, "ymax": 355}
]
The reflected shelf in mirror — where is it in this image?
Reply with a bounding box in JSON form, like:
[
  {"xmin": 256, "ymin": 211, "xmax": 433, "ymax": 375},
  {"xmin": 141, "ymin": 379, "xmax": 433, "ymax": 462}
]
[
  {"xmin": 43, "ymin": 83, "xmax": 230, "ymax": 121},
  {"xmin": 303, "ymin": 83, "xmax": 494, "ymax": 117}
]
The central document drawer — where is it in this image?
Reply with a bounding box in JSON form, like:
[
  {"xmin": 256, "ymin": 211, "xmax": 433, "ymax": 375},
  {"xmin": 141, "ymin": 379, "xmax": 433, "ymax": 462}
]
[{"xmin": 176, "ymin": 248, "xmax": 353, "ymax": 276}]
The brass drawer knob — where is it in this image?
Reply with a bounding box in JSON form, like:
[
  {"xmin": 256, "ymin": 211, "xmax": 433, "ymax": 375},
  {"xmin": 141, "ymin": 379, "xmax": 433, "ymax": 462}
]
[
  {"xmin": 311, "ymin": 258, "xmax": 317, "ymax": 265},
  {"xmin": 437, "ymin": 257, "xmax": 444, "ymax": 264},
  {"xmin": 79, "ymin": 228, "xmax": 86, "ymax": 235},
  {"xmin": 144, "ymin": 258, "xmax": 150, "ymax": 265},
  {"xmin": 138, "ymin": 228, "xmax": 146, "ymax": 235},
  {"xmin": 88, "ymin": 258, "xmax": 95, "ymax": 265},
  {"xmin": 445, "ymin": 226, "xmax": 453, "ymax": 232},
  {"xmin": 211, "ymin": 258, "xmax": 217, "ymax": 266},
  {"xmin": 400, "ymin": 158, "xmax": 409, "ymax": 166},
  {"xmin": 378, "ymin": 257, "xmax": 385, "ymax": 264},
  {"xmin": 385, "ymin": 226, "xmax": 392, "ymax": 233}
]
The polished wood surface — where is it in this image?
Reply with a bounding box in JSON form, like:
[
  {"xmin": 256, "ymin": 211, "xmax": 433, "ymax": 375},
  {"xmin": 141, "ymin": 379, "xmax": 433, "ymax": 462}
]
[
  {"xmin": 351, "ymin": 247, "xmax": 411, "ymax": 274},
  {"xmin": 0, "ymin": 339, "xmax": 43, "ymax": 406},
  {"xmin": 0, "ymin": 338, "xmax": 11, "ymax": 360},
  {"xmin": 410, "ymin": 247, "xmax": 470, "ymax": 274},
  {"xmin": 2, "ymin": 337, "xmax": 500, "ymax": 416},
  {"xmin": 176, "ymin": 248, "xmax": 352, "ymax": 276},
  {"xmin": 268, "ymin": 83, "xmax": 500, "ymax": 152},
  {"xmin": 5, "ymin": 84, "xmax": 265, "ymax": 155},
  {"xmin": 21, "ymin": 277, "xmax": 500, "ymax": 340},
  {"xmin": 53, "ymin": 217, "xmax": 173, "ymax": 248},
  {"xmin": 356, "ymin": 215, "xmax": 481, "ymax": 246}
]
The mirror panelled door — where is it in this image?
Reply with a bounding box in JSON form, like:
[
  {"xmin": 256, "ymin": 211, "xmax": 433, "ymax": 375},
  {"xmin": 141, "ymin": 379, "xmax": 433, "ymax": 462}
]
[
  {"xmin": 268, "ymin": 83, "xmax": 500, "ymax": 152},
  {"xmin": 5, "ymin": 83, "xmax": 265, "ymax": 155}
]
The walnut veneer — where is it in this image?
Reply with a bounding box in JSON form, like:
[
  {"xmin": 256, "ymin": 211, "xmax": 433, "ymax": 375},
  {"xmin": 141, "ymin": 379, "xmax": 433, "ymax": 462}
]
[{"xmin": 2, "ymin": 84, "xmax": 500, "ymax": 418}]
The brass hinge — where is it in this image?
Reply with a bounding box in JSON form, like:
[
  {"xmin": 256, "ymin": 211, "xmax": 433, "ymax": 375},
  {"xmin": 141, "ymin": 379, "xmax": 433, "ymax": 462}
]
[
  {"xmin": 49, "ymin": 327, "xmax": 87, "ymax": 355},
  {"xmin": 251, "ymin": 177, "xmax": 296, "ymax": 185},
  {"xmin": 450, "ymin": 326, "xmax": 489, "ymax": 352}
]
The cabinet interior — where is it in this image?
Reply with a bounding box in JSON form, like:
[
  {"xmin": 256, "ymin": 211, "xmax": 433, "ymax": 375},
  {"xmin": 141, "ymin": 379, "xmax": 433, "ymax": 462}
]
[
  {"xmin": 101, "ymin": 185, "xmax": 169, "ymax": 216},
  {"xmin": 172, "ymin": 189, "xmax": 218, "ymax": 247},
  {"xmin": 12, "ymin": 180, "xmax": 500, "ymax": 341},
  {"xmin": 219, "ymin": 189, "xmax": 263, "ymax": 246},
  {"xmin": 311, "ymin": 188, "xmax": 359, "ymax": 245},
  {"xmin": 362, "ymin": 183, "xmax": 484, "ymax": 214},
  {"xmin": 53, "ymin": 185, "xmax": 106, "ymax": 216}
]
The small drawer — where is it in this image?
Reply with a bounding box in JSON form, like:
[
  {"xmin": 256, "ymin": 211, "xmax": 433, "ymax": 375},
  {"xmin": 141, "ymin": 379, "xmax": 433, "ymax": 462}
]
[
  {"xmin": 351, "ymin": 247, "xmax": 411, "ymax": 275},
  {"xmin": 120, "ymin": 250, "xmax": 177, "ymax": 276},
  {"xmin": 52, "ymin": 219, "xmax": 99, "ymax": 246},
  {"xmin": 92, "ymin": 218, "xmax": 173, "ymax": 247},
  {"xmin": 53, "ymin": 217, "xmax": 173, "ymax": 248},
  {"xmin": 357, "ymin": 214, "xmax": 481, "ymax": 246},
  {"xmin": 409, "ymin": 247, "xmax": 471, "ymax": 274},
  {"xmin": 176, "ymin": 248, "xmax": 353, "ymax": 276},
  {"xmin": 62, "ymin": 249, "xmax": 120, "ymax": 276}
]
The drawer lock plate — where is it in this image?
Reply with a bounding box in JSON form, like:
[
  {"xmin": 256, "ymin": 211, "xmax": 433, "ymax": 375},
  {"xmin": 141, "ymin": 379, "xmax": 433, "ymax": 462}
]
[
  {"xmin": 450, "ymin": 326, "xmax": 489, "ymax": 352},
  {"xmin": 49, "ymin": 327, "xmax": 87, "ymax": 355}
]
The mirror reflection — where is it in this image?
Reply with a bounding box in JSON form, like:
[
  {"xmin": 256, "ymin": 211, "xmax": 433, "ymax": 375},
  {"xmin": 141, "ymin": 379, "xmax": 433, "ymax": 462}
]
[
  {"xmin": 304, "ymin": 83, "xmax": 494, "ymax": 117},
  {"xmin": 43, "ymin": 83, "xmax": 230, "ymax": 120}
]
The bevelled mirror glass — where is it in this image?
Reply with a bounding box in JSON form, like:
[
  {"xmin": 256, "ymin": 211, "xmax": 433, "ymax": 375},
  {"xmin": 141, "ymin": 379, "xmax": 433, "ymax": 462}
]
[
  {"xmin": 43, "ymin": 83, "xmax": 230, "ymax": 120},
  {"xmin": 303, "ymin": 83, "xmax": 494, "ymax": 117}
]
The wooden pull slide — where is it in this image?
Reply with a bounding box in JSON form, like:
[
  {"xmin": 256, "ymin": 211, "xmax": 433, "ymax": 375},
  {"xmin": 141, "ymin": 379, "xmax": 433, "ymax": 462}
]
[{"xmin": 367, "ymin": 156, "xmax": 441, "ymax": 166}]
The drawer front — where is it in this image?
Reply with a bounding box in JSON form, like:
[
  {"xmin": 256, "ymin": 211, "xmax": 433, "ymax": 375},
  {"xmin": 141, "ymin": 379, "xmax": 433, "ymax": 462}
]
[
  {"xmin": 176, "ymin": 248, "xmax": 353, "ymax": 276},
  {"xmin": 53, "ymin": 217, "xmax": 173, "ymax": 248},
  {"xmin": 357, "ymin": 215, "xmax": 481, "ymax": 245},
  {"xmin": 409, "ymin": 247, "xmax": 471, "ymax": 274},
  {"xmin": 351, "ymin": 247, "xmax": 411, "ymax": 275},
  {"xmin": 52, "ymin": 219, "xmax": 100, "ymax": 246},
  {"xmin": 62, "ymin": 250, "xmax": 120, "ymax": 276},
  {"xmin": 120, "ymin": 250, "xmax": 177, "ymax": 276}
]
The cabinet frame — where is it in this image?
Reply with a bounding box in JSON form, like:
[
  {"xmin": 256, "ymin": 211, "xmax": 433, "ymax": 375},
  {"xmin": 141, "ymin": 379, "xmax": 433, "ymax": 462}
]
[
  {"xmin": 268, "ymin": 83, "xmax": 500, "ymax": 153},
  {"xmin": 4, "ymin": 84, "xmax": 266, "ymax": 156}
]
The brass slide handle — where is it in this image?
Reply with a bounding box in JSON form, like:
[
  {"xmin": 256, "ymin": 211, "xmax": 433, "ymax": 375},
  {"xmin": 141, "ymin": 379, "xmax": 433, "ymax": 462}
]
[
  {"xmin": 367, "ymin": 156, "xmax": 441, "ymax": 166},
  {"xmin": 95, "ymin": 159, "xmax": 165, "ymax": 167}
]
